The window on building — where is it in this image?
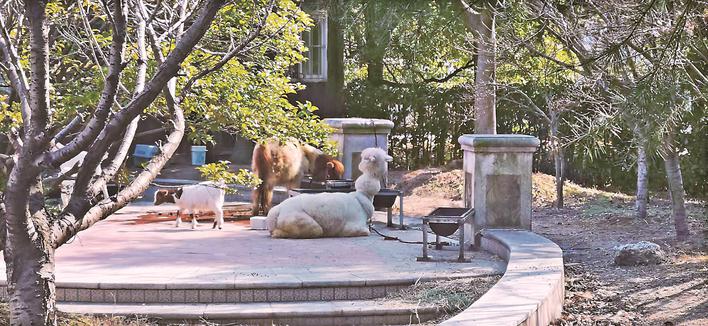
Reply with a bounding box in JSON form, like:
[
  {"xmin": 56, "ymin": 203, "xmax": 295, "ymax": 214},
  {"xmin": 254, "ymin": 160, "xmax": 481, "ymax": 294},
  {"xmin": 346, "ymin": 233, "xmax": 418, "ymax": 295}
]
[{"xmin": 299, "ymin": 12, "xmax": 327, "ymax": 82}]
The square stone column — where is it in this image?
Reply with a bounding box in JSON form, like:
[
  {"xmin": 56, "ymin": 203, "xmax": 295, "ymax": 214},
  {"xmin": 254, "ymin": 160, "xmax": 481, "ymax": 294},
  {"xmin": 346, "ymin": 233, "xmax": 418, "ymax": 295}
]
[
  {"xmin": 324, "ymin": 118, "xmax": 394, "ymax": 180},
  {"xmin": 458, "ymin": 134, "xmax": 540, "ymax": 246}
]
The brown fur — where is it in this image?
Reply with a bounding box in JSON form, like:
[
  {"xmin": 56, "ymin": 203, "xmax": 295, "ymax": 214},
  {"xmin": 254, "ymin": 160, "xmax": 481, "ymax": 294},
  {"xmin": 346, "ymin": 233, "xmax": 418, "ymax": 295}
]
[
  {"xmin": 153, "ymin": 188, "xmax": 182, "ymax": 205},
  {"xmin": 312, "ymin": 155, "xmax": 344, "ymax": 182},
  {"xmin": 251, "ymin": 140, "xmax": 344, "ymax": 215}
]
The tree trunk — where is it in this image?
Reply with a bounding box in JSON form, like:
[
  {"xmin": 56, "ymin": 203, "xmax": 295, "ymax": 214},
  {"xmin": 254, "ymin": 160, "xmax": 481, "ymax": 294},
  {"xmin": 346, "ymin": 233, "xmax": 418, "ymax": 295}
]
[
  {"xmin": 554, "ymin": 148, "xmax": 564, "ymax": 208},
  {"xmin": 4, "ymin": 178, "xmax": 56, "ymax": 325},
  {"xmin": 461, "ymin": 2, "xmax": 496, "ymax": 134},
  {"xmin": 3, "ymin": 1, "xmax": 57, "ymax": 323},
  {"xmin": 4, "ymin": 235, "xmax": 56, "ymax": 325},
  {"xmin": 635, "ymin": 138, "xmax": 649, "ymax": 219},
  {"xmin": 550, "ymin": 112, "xmax": 564, "ymax": 208},
  {"xmin": 663, "ymin": 132, "xmax": 690, "ymax": 241},
  {"xmin": 363, "ymin": 1, "xmax": 392, "ymax": 86}
]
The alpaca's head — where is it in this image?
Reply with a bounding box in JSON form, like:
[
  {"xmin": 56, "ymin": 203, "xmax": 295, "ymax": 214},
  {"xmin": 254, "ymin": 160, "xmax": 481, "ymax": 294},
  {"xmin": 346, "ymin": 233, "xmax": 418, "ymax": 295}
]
[{"xmin": 358, "ymin": 147, "xmax": 392, "ymax": 179}]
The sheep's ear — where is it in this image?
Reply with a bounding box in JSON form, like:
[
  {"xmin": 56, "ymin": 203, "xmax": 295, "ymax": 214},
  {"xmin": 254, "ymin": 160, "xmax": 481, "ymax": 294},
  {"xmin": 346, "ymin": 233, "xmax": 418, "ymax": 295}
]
[
  {"xmin": 366, "ymin": 155, "xmax": 376, "ymax": 162},
  {"xmin": 175, "ymin": 188, "xmax": 183, "ymax": 199},
  {"xmin": 385, "ymin": 155, "xmax": 393, "ymax": 162}
]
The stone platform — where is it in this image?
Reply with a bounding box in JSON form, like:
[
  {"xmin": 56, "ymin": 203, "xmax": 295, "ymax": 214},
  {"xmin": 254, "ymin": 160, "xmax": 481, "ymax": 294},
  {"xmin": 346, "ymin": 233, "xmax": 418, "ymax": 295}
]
[{"xmin": 0, "ymin": 203, "xmax": 505, "ymax": 325}]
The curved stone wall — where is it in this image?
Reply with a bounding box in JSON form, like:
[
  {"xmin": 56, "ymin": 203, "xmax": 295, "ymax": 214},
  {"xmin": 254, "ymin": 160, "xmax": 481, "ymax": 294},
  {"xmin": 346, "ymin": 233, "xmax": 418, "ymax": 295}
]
[{"xmin": 442, "ymin": 229, "xmax": 564, "ymax": 326}]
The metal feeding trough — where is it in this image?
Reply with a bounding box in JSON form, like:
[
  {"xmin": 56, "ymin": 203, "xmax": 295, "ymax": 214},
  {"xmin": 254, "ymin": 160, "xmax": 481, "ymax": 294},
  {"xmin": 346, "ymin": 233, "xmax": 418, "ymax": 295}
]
[
  {"xmin": 374, "ymin": 189, "xmax": 404, "ymax": 229},
  {"xmin": 299, "ymin": 177, "xmax": 355, "ymax": 190},
  {"xmin": 417, "ymin": 207, "xmax": 474, "ymax": 263}
]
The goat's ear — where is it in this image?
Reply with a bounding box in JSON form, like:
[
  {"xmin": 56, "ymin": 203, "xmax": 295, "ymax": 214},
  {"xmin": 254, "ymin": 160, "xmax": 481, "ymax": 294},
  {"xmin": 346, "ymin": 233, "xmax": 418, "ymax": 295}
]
[
  {"xmin": 175, "ymin": 188, "xmax": 183, "ymax": 199},
  {"xmin": 326, "ymin": 162, "xmax": 334, "ymax": 169}
]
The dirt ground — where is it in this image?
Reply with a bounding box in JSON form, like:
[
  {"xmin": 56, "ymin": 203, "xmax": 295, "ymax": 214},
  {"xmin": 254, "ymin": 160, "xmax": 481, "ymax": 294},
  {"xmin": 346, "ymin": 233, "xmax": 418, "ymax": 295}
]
[{"xmin": 389, "ymin": 169, "xmax": 707, "ymax": 326}]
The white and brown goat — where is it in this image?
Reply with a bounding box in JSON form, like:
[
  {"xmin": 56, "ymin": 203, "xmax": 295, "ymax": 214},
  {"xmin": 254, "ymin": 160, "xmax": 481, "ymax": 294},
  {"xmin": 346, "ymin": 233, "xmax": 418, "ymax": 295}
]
[{"xmin": 153, "ymin": 182, "xmax": 225, "ymax": 229}]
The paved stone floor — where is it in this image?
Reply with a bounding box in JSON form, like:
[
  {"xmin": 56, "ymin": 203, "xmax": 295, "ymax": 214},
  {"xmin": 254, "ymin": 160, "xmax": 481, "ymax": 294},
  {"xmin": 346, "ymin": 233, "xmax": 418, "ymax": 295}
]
[{"xmin": 0, "ymin": 203, "xmax": 504, "ymax": 287}]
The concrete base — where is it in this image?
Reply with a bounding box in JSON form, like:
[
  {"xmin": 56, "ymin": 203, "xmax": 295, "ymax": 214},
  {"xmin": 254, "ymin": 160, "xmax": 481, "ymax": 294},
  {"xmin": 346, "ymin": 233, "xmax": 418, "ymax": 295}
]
[
  {"xmin": 458, "ymin": 134, "xmax": 540, "ymax": 247},
  {"xmin": 324, "ymin": 118, "xmax": 393, "ymax": 180},
  {"xmin": 250, "ymin": 216, "xmax": 268, "ymax": 230}
]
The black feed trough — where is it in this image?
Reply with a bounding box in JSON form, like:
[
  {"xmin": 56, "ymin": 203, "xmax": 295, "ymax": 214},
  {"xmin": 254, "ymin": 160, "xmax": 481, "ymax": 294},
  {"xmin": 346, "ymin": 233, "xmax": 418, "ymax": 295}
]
[
  {"xmin": 298, "ymin": 177, "xmax": 354, "ymax": 191},
  {"xmin": 428, "ymin": 207, "xmax": 472, "ymax": 236},
  {"xmin": 373, "ymin": 189, "xmax": 400, "ymax": 209},
  {"xmin": 418, "ymin": 207, "xmax": 474, "ymax": 263}
]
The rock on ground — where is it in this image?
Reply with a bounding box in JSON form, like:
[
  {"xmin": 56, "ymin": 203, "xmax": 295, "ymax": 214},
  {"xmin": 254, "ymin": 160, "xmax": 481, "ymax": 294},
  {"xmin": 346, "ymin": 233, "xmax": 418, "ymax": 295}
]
[{"xmin": 613, "ymin": 241, "xmax": 666, "ymax": 266}]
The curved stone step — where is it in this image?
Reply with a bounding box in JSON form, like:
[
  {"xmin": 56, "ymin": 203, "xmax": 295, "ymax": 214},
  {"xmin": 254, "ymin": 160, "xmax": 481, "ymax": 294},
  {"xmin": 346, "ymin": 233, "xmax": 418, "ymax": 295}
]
[
  {"xmin": 441, "ymin": 229, "xmax": 565, "ymax": 325},
  {"xmin": 58, "ymin": 300, "xmax": 441, "ymax": 325},
  {"xmin": 52, "ymin": 282, "xmax": 412, "ymax": 304},
  {"xmin": 39, "ymin": 269, "xmax": 500, "ymax": 304}
]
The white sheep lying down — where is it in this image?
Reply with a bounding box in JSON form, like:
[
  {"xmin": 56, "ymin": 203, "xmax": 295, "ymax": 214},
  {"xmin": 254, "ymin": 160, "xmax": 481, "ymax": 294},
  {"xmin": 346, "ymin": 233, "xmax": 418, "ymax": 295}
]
[
  {"xmin": 266, "ymin": 191, "xmax": 374, "ymax": 238},
  {"xmin": 266, "ymin": 147, "xmax": 391, "ymax": 238},
  {"xmin": 153, "ymin": 182, "xmax": 225, "ymax": 229}
]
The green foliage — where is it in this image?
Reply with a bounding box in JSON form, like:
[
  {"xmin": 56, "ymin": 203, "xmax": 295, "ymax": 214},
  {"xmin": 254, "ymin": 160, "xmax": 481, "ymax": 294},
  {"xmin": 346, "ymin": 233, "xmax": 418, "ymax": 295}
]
[
  {"xmin": 1, "ymin": 0, "xmax": 334, "ymax": 161},
  {"xmin": 114, "ymin": 164, "xmax": 134, "ymax": 186},
  {"xmin": 179, "ymin": 0, "xmax": 334, "ymax": 152},
  {"xmin": 347, "ymin": 81, "xmax": 471, "ymax": 168},
  {"xmin": 337, "ymin": 0, "xmax": 474, "ymax": 168},
  {"xmin": 337, "ymin": 0, "xmax": 706, "ymax": 198},
  {"xmin": 196, "ymin": 160, "xmax": 262, "ymax": 194},
  {"xmin": 0, "ymin": 94, "xmax": 21, "ymax": 133}
]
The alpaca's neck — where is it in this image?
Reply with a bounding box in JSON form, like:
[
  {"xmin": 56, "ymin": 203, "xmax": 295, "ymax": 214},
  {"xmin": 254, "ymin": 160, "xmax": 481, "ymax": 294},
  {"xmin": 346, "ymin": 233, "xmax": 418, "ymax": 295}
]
[{"xmin": 355, "ymin": 174, "xmax": 381, "ymax": 198}]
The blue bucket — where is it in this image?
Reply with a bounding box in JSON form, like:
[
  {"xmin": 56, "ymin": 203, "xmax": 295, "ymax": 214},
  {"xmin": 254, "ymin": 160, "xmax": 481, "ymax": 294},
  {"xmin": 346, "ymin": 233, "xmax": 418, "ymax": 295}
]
[
  {"xmin": 133, "ymin": 144, "xmax": 158, "ymax": 158},
  {"xmin": 132, "ymin": 144, "xmax": 159, "ymax": 166},
  {"xmin": 191, "ymin": 146, "xmax": 207, "ymax": 166}
]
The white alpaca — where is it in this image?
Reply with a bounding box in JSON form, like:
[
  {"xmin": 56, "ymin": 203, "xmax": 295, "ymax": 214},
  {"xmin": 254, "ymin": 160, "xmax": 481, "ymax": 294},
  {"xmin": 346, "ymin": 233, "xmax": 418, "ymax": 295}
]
[
  {"xmin": 266, "ymin": 147, "xmax": 392, "ymax": 238},
  {"xmin": 153, "ymin": 182, "xmax": 226, "ymax": 229}
]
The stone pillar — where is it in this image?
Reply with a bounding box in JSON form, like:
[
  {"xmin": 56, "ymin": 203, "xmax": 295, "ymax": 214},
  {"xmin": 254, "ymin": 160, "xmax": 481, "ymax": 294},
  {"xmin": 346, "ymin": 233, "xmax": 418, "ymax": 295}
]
[
  {"xmin": 458, "ymin": 134, "xmax": 539, "ymax": 246},
  {"xmin": 324, "ymin": 118, "xmax": 393, "ymax": 180}
]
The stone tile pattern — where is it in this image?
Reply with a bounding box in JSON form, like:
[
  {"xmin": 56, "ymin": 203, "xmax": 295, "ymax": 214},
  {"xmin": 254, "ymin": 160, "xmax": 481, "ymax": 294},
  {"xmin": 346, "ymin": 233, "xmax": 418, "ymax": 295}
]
[
  {"xmin": 187, "ymin": 314, "xmax": 439, "ymax": 326},
  {"xmin": 57, "ymin": 301, "xmax": 439, "ymax": 326},
  {"xmin": 441, "ymin": 229, "xmax": 564, "ymax": 326},
  {"xmin": 5, "ymin": 284, "xmax": 411, "ymax": 304}
]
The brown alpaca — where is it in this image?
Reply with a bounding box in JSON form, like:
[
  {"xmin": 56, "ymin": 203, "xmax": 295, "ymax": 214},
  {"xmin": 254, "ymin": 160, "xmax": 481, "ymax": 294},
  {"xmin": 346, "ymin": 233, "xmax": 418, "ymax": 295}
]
[
  {"xmin": 312, "ymin": 154, "xmax": 345, "ymax": 182},
  {"xmin": 251, "ymin": 140, "xmax": 344, "ymax": 215}
]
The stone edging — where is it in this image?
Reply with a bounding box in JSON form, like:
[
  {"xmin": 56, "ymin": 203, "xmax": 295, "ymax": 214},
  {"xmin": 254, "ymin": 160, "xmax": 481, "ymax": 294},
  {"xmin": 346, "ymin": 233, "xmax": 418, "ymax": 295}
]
[
  {"xmin": 442, "ymin": 229, "xmax": 564, "ymax": 326},
  {"xmin": 0, "ymin": 271, "xmax": 500, "ymax": 304}
]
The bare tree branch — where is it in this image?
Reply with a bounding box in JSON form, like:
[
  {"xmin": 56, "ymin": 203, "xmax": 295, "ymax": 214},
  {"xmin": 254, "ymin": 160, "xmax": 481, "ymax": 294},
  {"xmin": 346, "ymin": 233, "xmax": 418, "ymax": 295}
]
[
  {"xmin": 179, "ymin": 0, "xmax": 276, "ymax": 99},
  {"xmin": 92, "ymin": 0, "xmax": 152, "ymax": 196},
  {"xmin": 51, "ymin": 115, "xmax": 85, "ymax": 146},
  {"xmin": 498, "ymin": 84, "xmax": 552, "ymax": 125},
  {"xmin": 45, "ymin": 0, "xmax": 128, "ymax": 168},
  {"xmin": 0, "ymin": 8, "xmax": 31, "ymax": 132},
  {"xmin": 59, "ymin": 0, "xmax": 225, "ymax": 227},
  {"xmin": 24, "ymin": 0, "xmax": 51, "ymax": 146}
]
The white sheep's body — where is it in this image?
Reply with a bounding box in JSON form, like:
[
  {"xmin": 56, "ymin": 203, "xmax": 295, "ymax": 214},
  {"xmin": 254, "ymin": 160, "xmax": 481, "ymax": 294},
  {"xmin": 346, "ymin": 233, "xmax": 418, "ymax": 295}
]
[
  {"xmin": 154, "ymin": 182, "xmax": 226, "ymax": 229},
  {"xmin": 266, "ymin": 147, "xmax": 391, "ymax": 238}
]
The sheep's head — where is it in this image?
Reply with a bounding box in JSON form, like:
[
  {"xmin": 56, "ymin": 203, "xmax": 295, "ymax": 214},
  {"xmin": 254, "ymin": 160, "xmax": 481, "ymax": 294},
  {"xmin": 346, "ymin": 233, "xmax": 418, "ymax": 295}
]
[
  {"xmin": 312, "ymin": 155, "xmax": 345, "ymax": 181},
  {"xmin": 358, "ymin": 147, "xmax": 392, "ymax": 179},
  {"xmin": 153, "ymin": 188, "xmax": 182, "ymax": 205}
]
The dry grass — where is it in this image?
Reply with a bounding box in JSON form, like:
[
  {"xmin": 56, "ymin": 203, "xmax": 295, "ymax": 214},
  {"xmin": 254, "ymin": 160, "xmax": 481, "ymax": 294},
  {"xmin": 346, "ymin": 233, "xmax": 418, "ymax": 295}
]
[
  {"xmin": 531, "ymin": 173, "xmax": 633, "ymax": 208},
  {"xmin": 384, "ymin": 275, "xmax": 501, "ymax": 323},
  {"xmin": 0, "ymin": 303, "xmax": 156, "ymax": 326},
  {"xmin": 391, "ymin": 170, "xmax": 636, "ymax": 216}
]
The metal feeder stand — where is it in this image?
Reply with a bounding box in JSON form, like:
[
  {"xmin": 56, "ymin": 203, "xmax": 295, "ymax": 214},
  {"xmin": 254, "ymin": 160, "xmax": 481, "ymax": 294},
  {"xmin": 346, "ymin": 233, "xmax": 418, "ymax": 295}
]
[{"xmin": 417, "ymin": 207, "xmax": 474, "ymax": 263}]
